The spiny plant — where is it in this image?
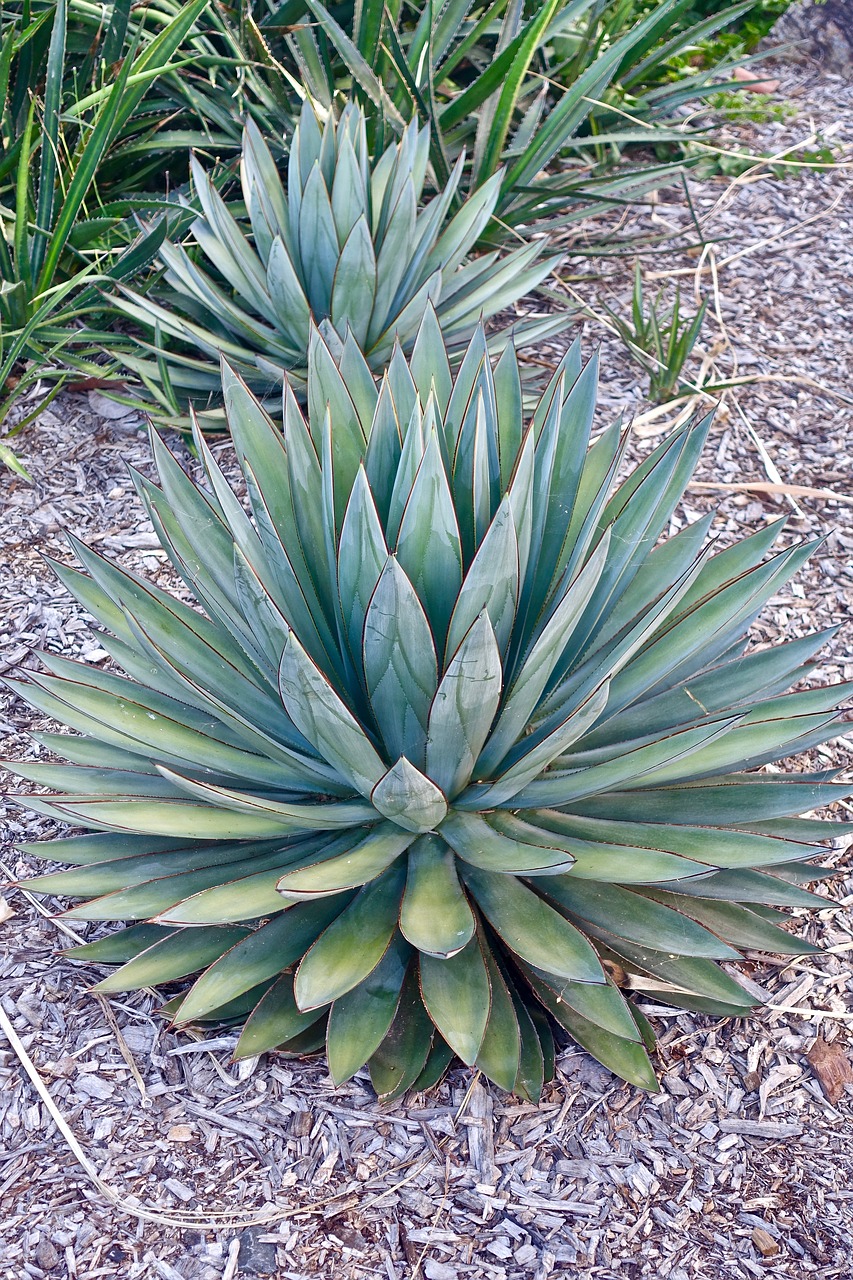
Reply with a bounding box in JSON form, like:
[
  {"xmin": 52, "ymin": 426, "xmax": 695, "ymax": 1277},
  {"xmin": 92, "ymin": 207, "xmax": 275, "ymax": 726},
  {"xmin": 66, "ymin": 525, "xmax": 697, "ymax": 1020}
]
[
  {"xmin": 603, "ymin": 263, "xmax": 709, "ymax": 404},
  {"xmin": 8, "ymin": 311, "xmax": 850, "ymax": 1100},
  {"xmin": 0, "ymin": 0, "xmax": 205, "ymax": 448},
  {"xmin": 114, "ymin": 100, "xmax": 561, "ymax": 426},
  {"xmin": 279, "ymin": 0, "xmax": 760, "ymax": 238}
]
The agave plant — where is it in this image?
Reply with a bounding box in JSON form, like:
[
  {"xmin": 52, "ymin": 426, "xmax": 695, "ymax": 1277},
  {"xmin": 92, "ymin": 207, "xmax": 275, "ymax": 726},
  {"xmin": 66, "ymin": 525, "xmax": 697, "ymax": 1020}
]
[
  {"xmin": 114, "ymin": 101, "xmax": 560, "ymax": 426},
  {"xmin": 9, "ymin": 312, "xmax": 850, "ymax": 1099}
]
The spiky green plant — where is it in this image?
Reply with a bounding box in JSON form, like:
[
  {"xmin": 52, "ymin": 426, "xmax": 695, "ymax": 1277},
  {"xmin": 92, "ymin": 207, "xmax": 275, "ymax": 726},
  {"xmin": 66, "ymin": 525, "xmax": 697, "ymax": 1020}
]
[
  {"xmin": 9, "ymin": 312, "xmax": 850, "ymax": 1099},
  {"xmin": 113, "ymin": 101, "xmax": 561, "ymax": 426},
  {"xmin": 603, "ymin": 263, "xmax": 709, "ymax": 405}
]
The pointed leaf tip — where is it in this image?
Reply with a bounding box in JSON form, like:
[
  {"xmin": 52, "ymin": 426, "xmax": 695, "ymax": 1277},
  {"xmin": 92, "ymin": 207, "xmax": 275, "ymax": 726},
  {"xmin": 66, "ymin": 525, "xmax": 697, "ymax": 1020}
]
[{"xmin": 371, "ymin": 758, "xmax": 448, "ymax": 834}]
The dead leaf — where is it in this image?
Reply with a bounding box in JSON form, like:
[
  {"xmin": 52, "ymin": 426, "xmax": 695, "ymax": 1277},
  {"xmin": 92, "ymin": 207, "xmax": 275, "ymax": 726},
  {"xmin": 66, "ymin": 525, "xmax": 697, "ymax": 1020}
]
[
  {"xmin": 807, "ymin": 1036, "xmax": 853, "ymax": 1104},
  {"xmin": 0, "ymin": 897, "xmax": 14, "ymax": 924},
  {"xmin": 733, "ymin": 66, "xmax": 780, "ymax": 94}
]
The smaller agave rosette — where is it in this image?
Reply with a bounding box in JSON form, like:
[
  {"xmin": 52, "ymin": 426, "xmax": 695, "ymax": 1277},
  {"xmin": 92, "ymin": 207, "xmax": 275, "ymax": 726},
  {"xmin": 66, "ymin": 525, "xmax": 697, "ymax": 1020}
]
[
  {"xmin": 9, "ymin": 312, "xmax": 850, "ymax": 1099},
  {"xmin": 115, "ymin": 100, "xmax": 561, "ymax": 425}
]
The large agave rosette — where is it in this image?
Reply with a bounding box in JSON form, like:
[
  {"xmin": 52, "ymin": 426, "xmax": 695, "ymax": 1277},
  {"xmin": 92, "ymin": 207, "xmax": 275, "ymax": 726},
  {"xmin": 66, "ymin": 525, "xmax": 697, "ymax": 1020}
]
[{"xmin": 9, "ymin": 312, "xmax": 850, "ymax": 1098}]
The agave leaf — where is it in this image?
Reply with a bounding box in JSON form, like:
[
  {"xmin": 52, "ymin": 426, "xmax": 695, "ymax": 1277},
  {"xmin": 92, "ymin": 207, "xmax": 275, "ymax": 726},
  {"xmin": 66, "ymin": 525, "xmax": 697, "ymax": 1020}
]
[
  {"xmin": 513, "ymin": 717, "xmax": 742, "ymax": 810},
  {"xmin": 511, "ymin": 979, "xmax": 546, "ymax": 1102},
  {"xmin": 30, "ymin": 733, "xmax": 159, "ymax": 775},
  {"xmin": 527, "ymin": 972, "xmax": 658, "ymax": 1091},
  {"xmin": 19, "ymin": 831, "xmax": 192, "ymax": 868},
  {"xmin": 331, "ymin": 215, "xmax": 376, "ymax": 348},
  {"xmin": 62, "ymin": 842, "xmax": 322, "ymax": 923},
  {"xmin": 189, "ymin": 160, "xmax": 275, "ymax": 323},
  {"xmin": 330, "ymin": 131, "xmax": 367, "ymax": 246},
  {"xmin": 64, "ymin": 923, "xmax": 176, "ymax": 964},
  {"xmin": 443, "ymin": 326, "xmax": 489, "ymax": 460},
  {"xmin": 92, "ymin": 926, "xmax": 250, "ymax": 994},
  {"xmin": 369, "ymin": 181, "xmax": 417, "ymax": 346},
  {"xmin": 298, "ymin": 161, "xmax": 339, "ymax": 318},
  {"xmin": 242, "ymin": 118, "xmax": 289, "ymax": 248},
  {"xmin": 155, "ymin": 768, "xmax": 373, "ymax": 831},
  {"xmin": 477, "ymin": 532, "xmax": 610, "ymax": 777},
  {"xmin": 462, "ymin": 866, "xmax": 604, "ymax": 985},
  {"xmin": 386, "ymin": 400, "xmax": 426, "ymax": 547},
  {"xmin": 587, "ymin": 513, "xmax": 715, "ymax": 658},
  {"xmin": 295, "ymin": 864, "xmax": 406, "ymax": 1009},
  {"xmin": 474, "ymin": 682, "xmax": 610, "ymax": 809},
  {"xmin": 384, "ymin": 401, "xmax": 425, "ymax": 547},
  {"xmin": 506, "ymin": 428, "xmax": 535, "ymax": 592},
  {"xmin": 62, "ymin": 532, "xmax": 262, "ymax": 686},
  {"xmin": 363, "ymin": 556, "xmax": 438, "ymax": 764},
  {"xmin": 279, "ymin": 633, "xmax": 386, "ymax": 798},
  {"xmin": 327, "ymin": 937, "xmax": 411, "ymax": 1084},
  {"xmin": 275, "ymin": 823, "xmax": 415, "ymax": 898},
  {"xmin": 551, "ymin": 422, "xmax": 711, "ymax": 688},
  {"xmin": 602, "ymin": 543, "xmax": 819, "ymax": 720},
  {"xmin": 638, "ymin": 891, "xmax": 821, "ymax": 955},
  {"xmin": 371, "ymin": 271, "xmax": 444, "ymax": 363},
  {"xmin": 116, "ymin": 613, "xmax": 342, "ymax": 792},
  {"xmin": 650, "ymin": 869, "xmax": 828, "ymax": 908},
  {"xmin": 411, "ymin": 1036, "xmax": 455, "ymax": 1094},
  {"xmin": 338, "ymin": 467, "xmax": 388, "ymax": 670},
  {"xmin": 445, "ymin": 495, "xmax": 518, "ymax": 661},
  {"xmin": 409, "ymin": 303, "xmax": 453, "ymax": 415},
  {"xmin": 571, "ymin": 776, "xmax": 852, "ymax": 826},
  {"xmin": 371, "ymin": 758, "xmax": 448, "ymax": 834},
  {"xmin": 525, "ymin": 355, "xmax": 599, "ymax": 622},
  {"xmin": 525, "ymin": 964, "xmax": 642, "ymax": 1043},
  {"xmin": 395, "ymin": 427, "xmax": 463, "ymax": 653},
  {"xmin": 153, "ymin": 847, "xmax": 355, "ymax": 925},
  {"xmin": 267, "ymin": 236, "xmax": 312, "ymax": 349},
  {"xmin": 541, "ymin": 879, "xmax": 740, "ymax": 959},
  {"xmin": 475, "ymin": 947, "xmax": 522, "ymax": 1092},
  {"xmin": 363, "ymin": 377, "xmax": 403, "ymax": 525},
  {"xmin": 440, "ymin": 810, "xmax": 574, "ymax": 876},
  {"xmin": 368, "ymin": 966, "xmax": 434, "ymax": 1100},
  {"xmin": 399, "ymin": 835, "xmax": 476, "ymax": 958},
  {"xmin": 21, "ymin": 837, "xmax": 287, "ymax": 899},
  {"xmin": 176, "ymin": 899, "xmax": 347, "ymax": 1023},
  {"xmin": 337, "ymin": 331, "xmax": 379, "ymax": 432},
  {"xmin": 11, "ymin": 762, "xmax": 184, "ymax": 800},
  {"xmin": 419, "ymin": 933, "xmax": 491, "ymax": 1065},
  {"xmin": 235, "ymin": 972, "xmax": 325, "ymax": 1059},
  {"xmin": 21, "ymin": 793, "xmax": 314, "ymax": 842},
  {"xmin": 645, "ymin": 710, "xmax": 841, "ymax": 784},
  {"xmin": 595, "ymin": 935, "xmax": 758, "ymax": 1011},
  {"xmin": 426, "ymin": 613, "xmax": 502, "ymax": 799},
  {"xmin": 584, "ymin": 626, "xmax": 840, "ymax": 750},
  {"xmin": 535, "ymin": 812, "xmax": 815, "ymax": 871}
]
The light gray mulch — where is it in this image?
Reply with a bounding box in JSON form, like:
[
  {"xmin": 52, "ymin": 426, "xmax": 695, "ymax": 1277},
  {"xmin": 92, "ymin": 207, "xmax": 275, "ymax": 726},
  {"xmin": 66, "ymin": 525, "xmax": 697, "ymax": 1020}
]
[{"xmin": 0, "ymin": 62, "xmax": 851, "ymax": 1280}]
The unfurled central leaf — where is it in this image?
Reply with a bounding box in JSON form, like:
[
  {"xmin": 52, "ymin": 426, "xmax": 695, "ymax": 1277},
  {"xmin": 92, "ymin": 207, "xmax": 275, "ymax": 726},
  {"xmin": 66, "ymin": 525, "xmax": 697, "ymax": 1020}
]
[{"xmin": 371, "ymin": 758, "xmax": 448, "ymax": 833}]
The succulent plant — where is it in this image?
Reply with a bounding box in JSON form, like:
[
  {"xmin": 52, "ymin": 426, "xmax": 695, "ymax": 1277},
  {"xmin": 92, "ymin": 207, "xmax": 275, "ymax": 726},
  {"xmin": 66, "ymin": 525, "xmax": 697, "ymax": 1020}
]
[
  {"xmin": 9, "ymin": 313, "xmax": 850, "ymax": 1099},
  {"xmin": 114, "ymin": 100, "xmax": 561, "ymax": 426}
]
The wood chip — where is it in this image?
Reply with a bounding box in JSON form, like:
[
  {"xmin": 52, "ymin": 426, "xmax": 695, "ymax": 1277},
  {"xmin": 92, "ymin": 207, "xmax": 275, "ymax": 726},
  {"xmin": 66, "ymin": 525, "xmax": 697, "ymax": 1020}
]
[
  {"xmin": 717, "ymin": 1119, "xmax": 803, "ymax": 1139},
  {"xmin": 752, "ymin": 1226, "xmax": 780, "ymax": 1257}
]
